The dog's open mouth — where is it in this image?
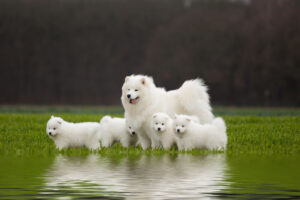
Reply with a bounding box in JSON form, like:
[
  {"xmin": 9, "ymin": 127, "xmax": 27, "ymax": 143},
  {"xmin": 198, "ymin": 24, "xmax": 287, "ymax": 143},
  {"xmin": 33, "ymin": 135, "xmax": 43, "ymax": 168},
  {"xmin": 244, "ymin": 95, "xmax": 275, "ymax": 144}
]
[{"xmin": 129, "ymin": 97, "xmax": 139, "ymax": 104}]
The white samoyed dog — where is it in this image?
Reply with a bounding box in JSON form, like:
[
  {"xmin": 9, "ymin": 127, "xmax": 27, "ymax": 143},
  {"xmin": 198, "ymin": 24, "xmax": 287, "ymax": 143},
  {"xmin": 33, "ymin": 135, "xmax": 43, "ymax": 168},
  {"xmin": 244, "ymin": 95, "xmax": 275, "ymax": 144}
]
[
  {"xmin": 46, "ymin": 116, "xmax": 101, "ymax": 150},
  {"xmin": 121, "ymin": 74, "xmax": 214, "ymax": 149},
  {"xmin": 174, "ymin": 114, "xmax": 227, "ymax": 151},
  {"xmin": 99, "ymin": 116, "xmax": 138, "ymax": 148},
  {"xmin": 150, "ymin": 112, "xmax": 177, "ymax": 150}
]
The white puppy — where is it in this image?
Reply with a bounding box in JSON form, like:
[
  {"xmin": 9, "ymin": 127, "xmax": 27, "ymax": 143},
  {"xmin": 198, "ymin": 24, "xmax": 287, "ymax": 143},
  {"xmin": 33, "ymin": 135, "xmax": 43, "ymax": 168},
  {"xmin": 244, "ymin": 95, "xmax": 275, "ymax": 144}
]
[
  {"xmin": 99, "ymin": 116, "xmax": 138, "ymax": 148},
  {"xmin": 46, "ymin": 116, "xmax": 101, "ymax": 150},
  {"xmin": 121, "ymin": 74, "xmax": 213, "ymax": 149},
  {"xmin": 174, "ymin": 114, "xmax": 227, "ymax": 151},
  {"xmin": 151, "ymin": 112, "xmax": 177, "ymax": 150}
]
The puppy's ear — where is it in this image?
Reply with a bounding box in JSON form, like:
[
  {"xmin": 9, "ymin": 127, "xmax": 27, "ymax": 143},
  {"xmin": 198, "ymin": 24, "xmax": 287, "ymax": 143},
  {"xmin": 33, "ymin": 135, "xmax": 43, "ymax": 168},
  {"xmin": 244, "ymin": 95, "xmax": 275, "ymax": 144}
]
[
  {"xmin": 51, "ymin": 115, "xmax": 54, "ymax": 118},
  {"xmin": 186, "ymin": 118, "xmax": 191, "ymax": 122},
  {"xmin": 56, "ymin": 118, "xmax": 63, "ymax": 125},
  {"xmin": 125, "ymin": 76, "xmax": 129, "ymax": 82},
  {"xmin": 153, "ymin": 114, "xmax": 157, "ymax": 118},
  {"xmin": 141, "ymin": 77, "xmax": 146, "ymax": 85}
]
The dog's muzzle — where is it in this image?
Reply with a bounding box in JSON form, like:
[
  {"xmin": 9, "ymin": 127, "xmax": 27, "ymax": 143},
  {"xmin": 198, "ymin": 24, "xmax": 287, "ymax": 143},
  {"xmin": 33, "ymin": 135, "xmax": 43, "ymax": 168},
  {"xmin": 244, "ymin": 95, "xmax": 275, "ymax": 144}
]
[
  {"xmin": 128, "ymin": 97, "xmax": 139, "ymax": 104},
  {"xmin": 130, "ymin": 131, "xmax": 136, "ymax": 136}
]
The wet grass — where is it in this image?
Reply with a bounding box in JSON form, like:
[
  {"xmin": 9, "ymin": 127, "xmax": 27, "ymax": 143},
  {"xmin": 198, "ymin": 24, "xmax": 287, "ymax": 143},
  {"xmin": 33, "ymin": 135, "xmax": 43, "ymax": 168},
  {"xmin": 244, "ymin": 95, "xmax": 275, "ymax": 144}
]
[{"xmin": 0, "ymin": 108, "xmax": 299, "ymax": 157}]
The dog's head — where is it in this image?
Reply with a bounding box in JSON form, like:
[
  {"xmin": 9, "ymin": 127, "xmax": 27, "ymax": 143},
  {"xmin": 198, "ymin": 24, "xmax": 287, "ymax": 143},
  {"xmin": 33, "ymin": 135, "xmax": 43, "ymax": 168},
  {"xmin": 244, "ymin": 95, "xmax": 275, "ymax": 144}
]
[
  {"xmin": 100, "ymin": 115, "xmax": 112, "ymax": 124},
  {"xmin": 46, "ymin": 116, "xmax": 64, "ymax": 137},
  {"xmin": 121, "ymin": 74, "xmax": 154, "ymax": 106},
  {"xmin": 126, "ymin": 120, "xmax": 137, "ymax": 136},
  {"xmin": 174, "ymin": 114, "xmax": 191, "ymax": 134},
  {"xmin": 151, "ymin": 112, "xmax": 170, "ymax": 133}
]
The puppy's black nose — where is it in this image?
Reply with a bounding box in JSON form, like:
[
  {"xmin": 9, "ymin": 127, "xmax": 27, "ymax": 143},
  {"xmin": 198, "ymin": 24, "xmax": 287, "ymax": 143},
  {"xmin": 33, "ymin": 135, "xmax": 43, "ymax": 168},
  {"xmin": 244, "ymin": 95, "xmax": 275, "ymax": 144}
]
[
  {"xmin": 127, "ymin": 94, "xmax": 131, "ymax": 99},
  {"xmin": 49, "ymin": 132, "xmax": 52, "ymax": 136},
  {"xmin": 158, "ymin": 128, "xmax": 161, "ymax": 131},
  {"xmin": 177, "ymin": 129, "xmax": 180, "ymax": 133},
  {"xmin": 132, "ymin": 131, "xmax": 135, "ymax": 135}
]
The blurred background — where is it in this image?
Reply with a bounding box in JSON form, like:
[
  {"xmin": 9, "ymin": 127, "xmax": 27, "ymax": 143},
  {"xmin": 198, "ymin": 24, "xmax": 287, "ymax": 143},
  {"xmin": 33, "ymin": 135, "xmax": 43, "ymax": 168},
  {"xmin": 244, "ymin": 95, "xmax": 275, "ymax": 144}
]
[{"xmin": 0, "ymin": 0, "xmax": 299, "ymax": 106}]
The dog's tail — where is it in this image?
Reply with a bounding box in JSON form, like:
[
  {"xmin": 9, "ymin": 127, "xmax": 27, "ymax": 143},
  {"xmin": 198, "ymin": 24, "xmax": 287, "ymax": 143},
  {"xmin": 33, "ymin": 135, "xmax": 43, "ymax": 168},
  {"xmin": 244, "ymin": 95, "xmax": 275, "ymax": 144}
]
[
  {"xmin": 179, "ymin": 79, "xmax": 210, "ymax": 104},
  {"xmin": 212, "ymin": 117, "xmax": 226, "ymax": 133},
  {"xmin": 100, "ymin": 115, "xmax": 112, "ymax": 124},
  {"xmin": 177, "ymin": 79, "xmax": 213, "ymax": 123}
]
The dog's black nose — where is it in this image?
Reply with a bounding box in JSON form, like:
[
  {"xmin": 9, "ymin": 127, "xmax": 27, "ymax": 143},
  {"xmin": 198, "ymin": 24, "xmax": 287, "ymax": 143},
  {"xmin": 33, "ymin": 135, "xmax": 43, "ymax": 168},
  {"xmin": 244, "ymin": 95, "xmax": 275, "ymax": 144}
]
[
  {"xmin": 127, "ymin": 94, "xmax": 131, "ymax": 99},
  {"xmin": 177, "ymin": 129, "xmax": 180, "ymax": 133},
  {"xmin": 132, "ymin": 131, "xmax": 135, "ymax": 135},
  {"xmin": 49, "ymin": 132, "xmax": 52, "ymax": 136},
  {"xmin": 158, "ymin": 128, "xmax": 161, "ymax": 131}
]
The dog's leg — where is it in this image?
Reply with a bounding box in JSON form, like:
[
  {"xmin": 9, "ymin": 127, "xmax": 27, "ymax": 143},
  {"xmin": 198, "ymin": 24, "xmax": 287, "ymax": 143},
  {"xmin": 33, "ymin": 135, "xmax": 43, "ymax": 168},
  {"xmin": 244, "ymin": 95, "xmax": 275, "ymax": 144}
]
[
  {"xmin": 140, "ymin": 139, "xmax": 150, "ymax": 150},
  {"xmin": 120, "ymin": 137, "xmax": 130, "ymax": 148},
  {"xmin": 55, "ymin": 141, "xmax": 67, "ymax": 150},
  {"xmin": 88, "ymin": 141, "xmax": 100, "ymax": 150},
  {"xmin": 101, "ymin": 137, "xmax": 113, "ymax": 148},
  {"xmin": 138, "ymin": 134, "xmax": 150, "ymax": 150}
]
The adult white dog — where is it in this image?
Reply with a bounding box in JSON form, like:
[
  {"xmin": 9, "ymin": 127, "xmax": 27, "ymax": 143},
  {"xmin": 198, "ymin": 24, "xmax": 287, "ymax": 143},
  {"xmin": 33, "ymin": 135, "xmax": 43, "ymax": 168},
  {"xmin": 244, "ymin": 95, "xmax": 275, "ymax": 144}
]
[
  {"xmin": 46, "ymin": 116, "xmax": 101, "ymax": 150},
  {"xmin": 121, "ymin": 74, "xmax": 214, "ymax": 149},
  {"xmin": 174, "ymin": 114, "xmax": 227, "ymax": 151}
]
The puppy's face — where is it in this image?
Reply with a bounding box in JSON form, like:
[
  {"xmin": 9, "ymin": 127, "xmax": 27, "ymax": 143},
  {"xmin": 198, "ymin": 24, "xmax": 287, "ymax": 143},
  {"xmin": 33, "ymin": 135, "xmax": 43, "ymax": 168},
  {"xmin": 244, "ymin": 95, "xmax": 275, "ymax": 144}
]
[
  {"xmin": 151, "ymin": 113, "xmax": 169, "ymax": 133},
  {"xmin": 121, "ymin": 75, "xmax": 153, "ymax": 105},
  {"xmin": 126, "ymin": 121, "xmax": 136, "ymax": 136},
  {"xmin": 46, "ymin": 116, "xmax": 63, "ymax": 137},
  {"xmin": 174, "ymin": 115, "xmax": 191, "ymax": 134}
]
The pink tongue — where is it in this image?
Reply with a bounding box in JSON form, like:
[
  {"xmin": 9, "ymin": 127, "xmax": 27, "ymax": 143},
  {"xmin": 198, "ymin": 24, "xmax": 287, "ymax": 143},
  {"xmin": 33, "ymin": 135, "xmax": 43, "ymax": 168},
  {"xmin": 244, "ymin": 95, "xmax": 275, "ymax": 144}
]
[{"xmin": 131, "ymin": 99, "xmax": 137, "ymax": 104}]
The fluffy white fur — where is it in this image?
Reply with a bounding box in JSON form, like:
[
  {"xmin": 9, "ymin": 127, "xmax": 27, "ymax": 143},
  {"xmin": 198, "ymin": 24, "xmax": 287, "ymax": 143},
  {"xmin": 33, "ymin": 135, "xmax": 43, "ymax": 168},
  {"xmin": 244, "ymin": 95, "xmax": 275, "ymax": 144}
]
[
  {"xmin": 121, "ymin": 74, "xmax": 213, "ymax": 149},
  {"xmin": 46, "ymin": 116, "xmax": 101, "ymax": 150},
  {"xmin": 150, "ymin": 112, "xmax": 177, "ymax": 150},
  {"xmin": 99, "ymin": 116, "xmax": 138, "ymax": 148},
  {"xmin": 174, "ymin": 114, "xmax": 227, "ymax": 151}
]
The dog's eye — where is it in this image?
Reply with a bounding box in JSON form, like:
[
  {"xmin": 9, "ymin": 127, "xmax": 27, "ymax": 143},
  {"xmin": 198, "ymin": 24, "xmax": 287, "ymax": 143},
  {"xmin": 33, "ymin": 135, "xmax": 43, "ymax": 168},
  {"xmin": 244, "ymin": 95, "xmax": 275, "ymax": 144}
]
[
  {"xmin": 155, "ymin": 123, "xmax": 158, "ymax": 125},
  {"xmin": 135, "ymin": 89, "xmax": 138, "ymax": 92},
  {"xmin": 128, "ymin": 89, "xmax": 130, "ymax": 91},
  {"xmin": 162, "ymin": 123, "xmax": 164, "ymax": 125},
  {"xmin": 182, "ymin": 125, "xmax": 184, "ymax": 128},
  {"xmin": 53, "ymin": 128, "xmax": 56, "ymax": 130},
  {"xmin": 129, "ymin": 126, "xmax": 131, "ymax": 129}
]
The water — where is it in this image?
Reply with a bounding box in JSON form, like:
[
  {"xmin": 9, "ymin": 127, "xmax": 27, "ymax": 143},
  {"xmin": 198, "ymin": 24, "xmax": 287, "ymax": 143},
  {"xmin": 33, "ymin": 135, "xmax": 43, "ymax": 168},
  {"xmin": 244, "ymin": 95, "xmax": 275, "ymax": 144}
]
[{"xmin": 0, "ymin": 154, "xmax": 299, "ymax": 199}]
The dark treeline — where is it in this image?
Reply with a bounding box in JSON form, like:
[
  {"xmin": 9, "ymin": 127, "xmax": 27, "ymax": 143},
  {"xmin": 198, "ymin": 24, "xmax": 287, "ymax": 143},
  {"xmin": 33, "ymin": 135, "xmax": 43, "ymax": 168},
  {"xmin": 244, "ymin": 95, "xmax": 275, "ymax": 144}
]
[{"xmin": 0, "ymin": 0, "xmax": 299, "ymax": 106}]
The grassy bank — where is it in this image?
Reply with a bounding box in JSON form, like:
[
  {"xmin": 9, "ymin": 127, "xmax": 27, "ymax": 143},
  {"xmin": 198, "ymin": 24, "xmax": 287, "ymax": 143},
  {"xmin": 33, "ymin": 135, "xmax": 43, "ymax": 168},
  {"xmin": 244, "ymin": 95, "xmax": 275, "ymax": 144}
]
[
  {"xmin": 0, "ymin": 109, "xmax": 299, "ymax": 157},
  {"xmin": 0, "ymin": 105, "xmax": 299, "ymax": 116}
]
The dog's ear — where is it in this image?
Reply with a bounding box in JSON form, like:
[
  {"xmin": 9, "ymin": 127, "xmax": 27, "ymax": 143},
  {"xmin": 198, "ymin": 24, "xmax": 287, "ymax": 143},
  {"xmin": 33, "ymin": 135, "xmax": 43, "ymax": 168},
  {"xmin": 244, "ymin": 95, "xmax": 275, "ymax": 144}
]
[
  {"xmin": 141, "ymin": 77, "xmax": 146, "ymax": 85},
  {"xmin": 125, "ymin": 76, "xmax": 130, "ymax": 82},
  {"xmin": 153, "ymin": 114, "xmax": 157, "ymax": 118},
  {"xmin": 56, "ymin": 117, "xmax": 63, "ymax": 125},
  {"xmin": 51, "ymin": 115, "xmax": 54, "ymax": 118},
  {"xmin": 186, "ymin": 118, "xmax": 191, "ymax": 122}
]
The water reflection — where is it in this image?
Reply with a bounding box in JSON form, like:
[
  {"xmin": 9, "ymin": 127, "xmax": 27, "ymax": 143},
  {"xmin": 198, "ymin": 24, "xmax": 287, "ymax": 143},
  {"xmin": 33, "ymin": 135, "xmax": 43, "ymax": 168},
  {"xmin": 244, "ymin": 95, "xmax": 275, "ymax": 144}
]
[{"xmin": 42, "ymin": 154, "xmax": 228, "ymax": 199}]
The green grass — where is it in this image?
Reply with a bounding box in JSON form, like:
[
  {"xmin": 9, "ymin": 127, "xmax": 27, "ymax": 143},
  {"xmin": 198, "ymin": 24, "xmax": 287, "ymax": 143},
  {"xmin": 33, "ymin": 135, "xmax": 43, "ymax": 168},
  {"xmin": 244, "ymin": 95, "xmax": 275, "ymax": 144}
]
[
  {"xmin": 1, "ymin": 105, "xmax": 299, "ymax": 116},
  {"xmin": 0, "ymin": 109, "xmax": 299, "ymax": 157}
]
